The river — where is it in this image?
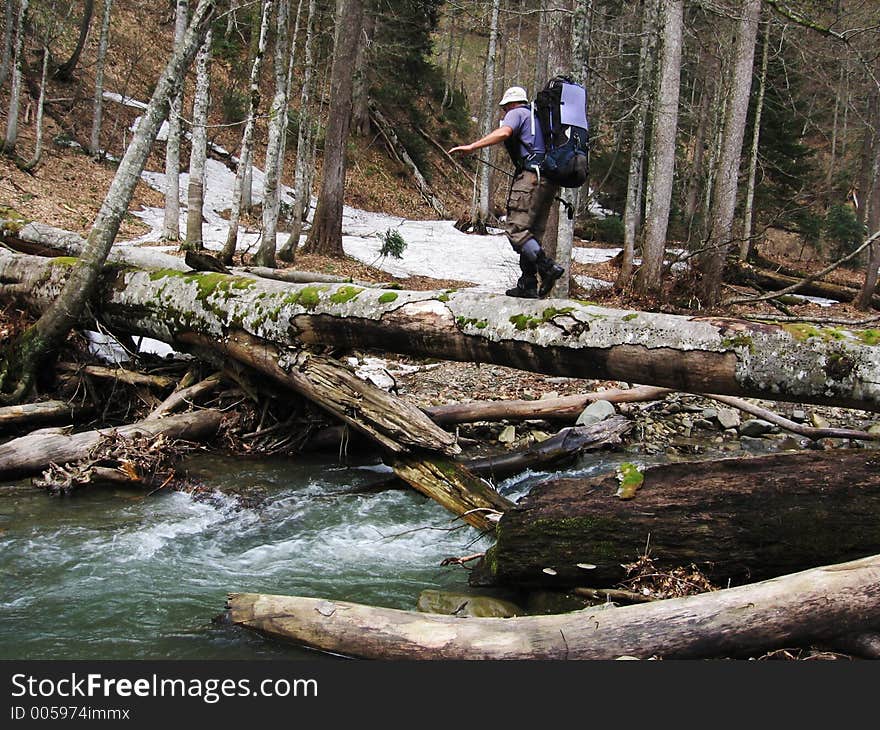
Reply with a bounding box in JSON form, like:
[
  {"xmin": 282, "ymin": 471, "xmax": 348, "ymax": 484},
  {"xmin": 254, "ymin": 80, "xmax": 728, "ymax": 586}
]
[{"xmin": 0, "ymin": 449, "xmax": 644, "ymax": 660}]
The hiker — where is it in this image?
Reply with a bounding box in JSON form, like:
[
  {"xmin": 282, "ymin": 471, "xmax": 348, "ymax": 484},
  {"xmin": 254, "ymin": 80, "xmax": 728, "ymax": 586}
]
[{"xmin": 448, "ymin": 85, "xmax": 565, "ymax": 298}]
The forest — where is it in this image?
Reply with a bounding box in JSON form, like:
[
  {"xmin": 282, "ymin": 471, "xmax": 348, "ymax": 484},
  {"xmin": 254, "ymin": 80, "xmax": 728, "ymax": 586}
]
[{"xmin": 2, "ymin": 0, "xmax": 880, "ymax": 663}]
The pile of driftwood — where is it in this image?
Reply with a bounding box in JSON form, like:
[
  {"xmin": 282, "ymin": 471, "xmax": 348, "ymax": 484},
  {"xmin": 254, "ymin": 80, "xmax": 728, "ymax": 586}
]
[{"xmin": 4, "ymin": 220, "xmax": 880, "ymax": 659}]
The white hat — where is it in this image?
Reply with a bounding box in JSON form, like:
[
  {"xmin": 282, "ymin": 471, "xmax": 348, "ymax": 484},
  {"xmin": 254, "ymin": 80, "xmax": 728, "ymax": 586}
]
[{"xmin": 498, "ymin": 86, "xmax": 528, "ymax": 107}]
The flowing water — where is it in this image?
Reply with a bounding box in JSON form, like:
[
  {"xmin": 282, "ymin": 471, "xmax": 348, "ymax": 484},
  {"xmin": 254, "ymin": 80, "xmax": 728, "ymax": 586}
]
[{"xmin": 1, "ymin": 450, "xmax": 643, "ymax": 660}]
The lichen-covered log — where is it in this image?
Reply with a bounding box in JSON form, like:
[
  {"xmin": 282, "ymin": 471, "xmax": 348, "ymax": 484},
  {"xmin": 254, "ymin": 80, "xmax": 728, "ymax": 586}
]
[
  {"xmin": 479, "ymin": 449, "xmax": 880, "ymax": 590},
  {"xmin": 3, "ymin": 248, "xmax": 880, "ymax": 411},
  {"xmin": 0, "ymin": 409, "xmax": 224, "ymax": 480},
  {"xmin": 223, "ymin": 552, "xmax": 880, "ymax": 659}
]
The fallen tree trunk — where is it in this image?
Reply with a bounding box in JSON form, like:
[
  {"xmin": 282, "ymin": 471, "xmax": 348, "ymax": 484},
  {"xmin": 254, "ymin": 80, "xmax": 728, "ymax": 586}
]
[
  {"xmin": 176, "ymin": 331, "xmax": 459, "ymax": 456},
  {"xmin": 479, "ymin": 449, "xmax": 880, "ymax": 590},
  {"xmin": 3, "ymin": 248, "xmax": 880, "ymax": 411},
  {"xmin": 424, "ymin": 386, "xmax": 672, "ymax": 425},
  {"xmin": 0, "ymin": 409, "xmax": 224, "ymax": 480},
  {"xmin": 223, "ymin": 552, "xmax": 880, "ymax": 659},
  {"xmin": 0, "ymin": 400, "xmax": 93, "ymax": 432},
  {"xmin": 463, "ymin": 417, "xmax": 633, "ymax": 480},
  {"xmin": 391, "ymin": 456, "xmax": 513, "ymax": 532},
  {"xmin": 56, "ymin": 362, "xmax": 176, "ymax": 390},
  {"xmin": 705, "ymin": 393, "xmax": 880, "ymax": 442},
  {"xmin": 728, "ymin": 260, "xmax": 880, "ymax": 309}
]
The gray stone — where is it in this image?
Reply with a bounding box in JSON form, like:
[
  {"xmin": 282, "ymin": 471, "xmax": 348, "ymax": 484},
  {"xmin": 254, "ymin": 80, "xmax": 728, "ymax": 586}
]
[
  {"xmin": 575, "ymin": 399, "xmax": 616, "ymax": 426},
  {"xmin": 702, "ymin": 408, "xmax": 718, "ymax": 420},
  {"xmin": 791, "ymin": 409, "xmax": 807, "ymax": 423},
  {"xmin": 716, "ymin": 408, "xmax": 741, "ymax": 430},
  {"xmin": 739, "ymin": 418, "xmax": 774, "ymax": 437},
  {"xmin": 693, "ymin": 418, "xmax": 717, "ymax": 431},
  {"xmin": 740, "ymin": 435, "xmax": 771, "ymax": 451}
]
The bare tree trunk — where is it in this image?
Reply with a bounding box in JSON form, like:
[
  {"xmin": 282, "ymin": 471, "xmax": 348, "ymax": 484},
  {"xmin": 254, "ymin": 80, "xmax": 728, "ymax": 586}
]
[
  {"xmin": 696, "ymin": 0, "xmax": 761, "ymax": 306},
  {"xmin": 252, "ymin": 0, "xmax": 292, "ymax": 267},
  {"xmin": 441, "ymin": 4, "xmax": 458, "ymax": 108},
  {"xmin": 89, "ymin": 0, "xmax": 114, "ymax": 159},
  {"xmin": 857, "ymin": 66, "xmax": 880, "ymax": 311},
  {"xmin": 684, "ymin": 76, "xmax": 712, "ymax": 243},
  {"xmin": 0, "ymin": 0, "xmax": 218, "ymax": 404},
  {"xmin": 0, "ymin": 0, "xmax": 13, "ymax": 85},
  {"xmin": 54, "ymin": 0, "xmax": 94, "ymax": 81},
  {"xmin": 618, "ymin": 0, "xmax": 658, "ymax": 289},
  {"xmin": 739, "ymin": 13, "xmax": 769, "ymax": 260},
  {"xmin": 279, "ymin": 0, "xmax": 319, "ymax": 262},
  {"xmin": 476, "ymin": 0, "xmax": 501, "ymax": 226},
  {"xmin": 635, "ymin": 0, "xmax": 683, "ymax": 296},
  {"xmin": 545, "ymin": 0, "xmax": 574, "ymax": 295},
  {"xmin": 533, "ymin": 0, "xmax": 548, "ymax": 93},
  {"xmin": 183, "ymin": 28, "xmax": 213, "ymax": 251},
  {"xmin": 2, "ymin": 0, "xmax": 28, "ymax": 157},
  {"xmin": 162, "ymin": 0, "xmax": 189, "ymax": 242},
  {"xmin": 301, "ymin": 0, "xmax": 364, "ymax": 257},
  {"xmin": 221, "ymin": 0, "xmax": 274, "ymax": 264},
  {"xmin": 351, "ymin": 10, "xmax": 375, "ymax": 137},
  {"xmin": 20, "ymin": 46, "xmax": 49, "ymax": 171}
]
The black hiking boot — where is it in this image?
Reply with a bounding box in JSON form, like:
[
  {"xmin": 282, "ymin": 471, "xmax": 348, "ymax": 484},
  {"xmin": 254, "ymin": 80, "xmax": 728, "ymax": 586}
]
[
  {"xmin": 537, "ymin": 252, "xmax": 565, "ymax": 297},
  {"xmin": 505, "ymin": 274, "xmax": 538, "ymax": 299}
]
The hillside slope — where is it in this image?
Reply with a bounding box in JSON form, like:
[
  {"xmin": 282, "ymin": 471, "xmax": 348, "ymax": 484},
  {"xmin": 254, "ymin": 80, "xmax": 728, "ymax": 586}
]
[{"xmin": 0, "ymin": 1, "xmax": 474, "ymax": 240}]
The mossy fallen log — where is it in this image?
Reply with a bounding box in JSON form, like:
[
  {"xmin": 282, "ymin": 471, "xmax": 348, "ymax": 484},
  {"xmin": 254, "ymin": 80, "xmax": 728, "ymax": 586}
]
[
  {"xmin": 3, "ymin": 248, "xmax": 880, "ymax": 412},
  {"xmin": 478, "ymin": 449, "xmax": 880, "ymax": 590}
]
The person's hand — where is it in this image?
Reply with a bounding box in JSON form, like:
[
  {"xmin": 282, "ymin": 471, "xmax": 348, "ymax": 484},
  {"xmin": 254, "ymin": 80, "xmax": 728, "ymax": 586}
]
[{"xmin": 447, "ymin": 144, "xmax": 472, "ymax": 155}]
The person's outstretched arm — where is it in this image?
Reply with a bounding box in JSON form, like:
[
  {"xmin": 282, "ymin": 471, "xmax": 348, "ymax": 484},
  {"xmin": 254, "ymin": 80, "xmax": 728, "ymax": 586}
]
[{"xmin": 448, "ymin": 125, "xmax": 513, "ymax": 155}]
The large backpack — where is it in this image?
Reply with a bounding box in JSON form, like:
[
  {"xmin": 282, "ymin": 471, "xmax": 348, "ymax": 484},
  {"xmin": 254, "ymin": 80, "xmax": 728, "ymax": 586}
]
[{"xmin": 534, "ymin": 75, "xmax": 590, "ymax": 188}]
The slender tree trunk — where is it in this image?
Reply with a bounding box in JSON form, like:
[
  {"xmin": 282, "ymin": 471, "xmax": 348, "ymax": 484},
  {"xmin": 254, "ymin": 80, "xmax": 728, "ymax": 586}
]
[
  {"xmin": 54, "ymin": 0, "xmax": 94, "ymax": 81},
  {"xmin": 0, "ymin": 0, "xmax": 218, "ymax": 404},
  {"xmin": 739, "ymin": 13, "xmax": 769, "ymax": 260},
  {"xmin": 221, "ymin": 0, "xmax": 274, "ymax": 264},
  {"xmin": 475, "ymin": 0, "xmax": 501, "ymax": 226},
  {"xmin": 2, "ymin": 0, "xmax": 28, "ymax": 157},
  {"xmin": 618, "ymin": 0, "xmax": 658, "ymax": 289},
  {"xmin": 684, "ymin": 74, "xmax": 712, "ymax": 243},
  {"xmin": 533, "ymin": 0, "xmax": 548, "ymax": 92},
  {"xmin": 442, "ymin": 4, "xmax": 458, "ymax": 108},
  {"xmin": 183, "ymin": 28, "xmax": 213, "ymax": 251},
  {"xmin": 279, "ymin": 0, "xmax": 319, "ymax": 262},
  {"xmin": 826, "ymin": 62, "xmax": 845, "ymax": 197},
  {"xmin": 21, "ymin": 46, "xmax": 49, "ymax": 171},
  {"xmin": 351, "ymin": 10, "xmax": 374, "ymax": 137},
  {"xmin": 696, "ymin": 0, "xmax": 761, "ymax": 306},
  {"xmin": 252, "ymin": 0, "xmax": 292, "ymax": 267},
  {"xmin": 545, "ymin": 0, "xmax": 575, "ymax": 294},
  {"xmin": 857, "ymin": 79, "xmax": 880, "ymax": 311},
  {"xmin": 302, "ymin": 0, "xmax": 364, "ymax": 257},
  {"xmin": 1, "ymin": 0, "xmax": 14, "ymax": 85},
  {"xmin": 635, "ymin": 0, "xmax": 683, "ymax": 296},
  {"xmin": 226, "ymin": 0, "xmax": 238, "ymax": 35},
  {"xmin": 89, "ymin": 0, "xmax": 114, "ymax": 159},
  {"xmin": 162, "ymin": 0, "xmax": 189, "ymax": 242}
]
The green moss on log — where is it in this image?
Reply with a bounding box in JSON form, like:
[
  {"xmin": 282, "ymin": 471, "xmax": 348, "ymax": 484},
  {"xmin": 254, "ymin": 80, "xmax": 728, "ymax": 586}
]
[{"xmin": 329, "ymin": 285, "xmax": 364, "ymax": 304}]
